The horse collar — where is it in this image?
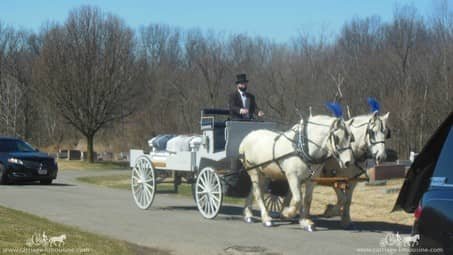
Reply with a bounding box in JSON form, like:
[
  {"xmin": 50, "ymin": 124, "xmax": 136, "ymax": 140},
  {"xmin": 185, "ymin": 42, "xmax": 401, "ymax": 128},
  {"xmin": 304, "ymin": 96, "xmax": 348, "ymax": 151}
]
[{"xmin": 296, "ymin": 118, "xmax": 330, "ymax": 165}]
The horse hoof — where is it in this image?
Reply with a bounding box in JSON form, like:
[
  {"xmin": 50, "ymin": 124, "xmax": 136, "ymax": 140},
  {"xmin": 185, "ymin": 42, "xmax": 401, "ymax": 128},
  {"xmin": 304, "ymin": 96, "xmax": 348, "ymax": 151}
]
[
  {"xmin": 263, "ymin": 221, "xmax": 273, "ymax": 227},
  {"xmin": 303, "ymin": 225, "xmax": 315, "ymax": 232},
  {"xmin": 244, "ymin": 217, "xmax": 254, "ymax": 224}
]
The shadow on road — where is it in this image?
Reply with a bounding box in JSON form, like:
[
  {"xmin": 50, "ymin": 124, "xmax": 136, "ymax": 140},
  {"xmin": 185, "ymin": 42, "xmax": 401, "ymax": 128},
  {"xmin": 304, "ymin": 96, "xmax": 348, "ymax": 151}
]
[
  {"xmin": 156, "ymin": 190, "xmax": 178, "ymax": 194},
  {"xmin": 156, "ymin": 204, "xmax": 411, "ymax": 233},
  {"xmin": 8, "ymin": 182, "xmax": 76, "ymax": 187},
  {"xmin": 153, "ymin": 205, "xmax": 252, "ymax": 215},
  {"xmin": 311, "ymin": 218, "xmax": 412, "ymax": 234},
  {"xmin": 156, "ymin": 205, "xmax": 197, "ymax": 211}
]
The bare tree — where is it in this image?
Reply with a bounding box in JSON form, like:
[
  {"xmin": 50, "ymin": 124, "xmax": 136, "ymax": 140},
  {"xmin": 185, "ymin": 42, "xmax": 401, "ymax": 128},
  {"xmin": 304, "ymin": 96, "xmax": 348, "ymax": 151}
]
[
  {"xmin": 185, "ymin": 30, "xmax": 230, "ymax": 108},
  {"xmin": 35, "ymin": 6, "xmax": 138, "ymax": 162},
  {"xmin": 0, "ymin": 23, "xmax": 25, "ymax": 137},
  {"xmin": 0, "ymin": 2, "xmax": 451, "ymax": 160}
]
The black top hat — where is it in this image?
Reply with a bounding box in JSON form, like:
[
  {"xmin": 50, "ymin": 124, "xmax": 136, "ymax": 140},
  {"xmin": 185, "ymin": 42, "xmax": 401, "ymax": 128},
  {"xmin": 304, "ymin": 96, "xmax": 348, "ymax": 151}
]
[{"xmin": 235, "ymin": 73, "xmax": 249, "ymax": 84}]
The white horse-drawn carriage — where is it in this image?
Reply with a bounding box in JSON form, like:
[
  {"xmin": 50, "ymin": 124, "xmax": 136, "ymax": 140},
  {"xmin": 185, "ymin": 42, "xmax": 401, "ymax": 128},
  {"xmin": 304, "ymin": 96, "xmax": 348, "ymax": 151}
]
[
  {"xmin": 130, "ymin": 108, "xmax": 283, "ymax": 219},
  {"xmin": 130, "ymin": 100, "xmax": 390, "ymax": 230}
]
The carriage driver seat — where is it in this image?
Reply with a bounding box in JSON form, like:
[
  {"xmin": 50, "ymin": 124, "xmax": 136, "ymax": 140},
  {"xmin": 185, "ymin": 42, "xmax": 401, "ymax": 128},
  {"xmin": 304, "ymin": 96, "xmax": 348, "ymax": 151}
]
[{"xmin": 200, "ymin": 109, "xmax": 229, "ymax": 153}]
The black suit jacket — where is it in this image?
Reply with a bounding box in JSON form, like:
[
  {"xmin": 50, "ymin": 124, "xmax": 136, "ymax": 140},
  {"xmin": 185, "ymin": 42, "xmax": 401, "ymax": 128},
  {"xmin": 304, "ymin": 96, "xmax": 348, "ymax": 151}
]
[{"xmin": 229, "ymin": 91, "xmax": 258, "ymax": 120}]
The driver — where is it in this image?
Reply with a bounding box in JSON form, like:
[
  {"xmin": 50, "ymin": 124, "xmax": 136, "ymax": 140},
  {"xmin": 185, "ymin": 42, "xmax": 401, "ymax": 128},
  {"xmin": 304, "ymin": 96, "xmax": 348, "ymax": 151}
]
[
  {"xmin": 228, "ymin": 74, "xmax": 265, "ymax": 182},
  {"xmin": 229, "ymin": 73, "xmax": 264, "ymax": 120}
]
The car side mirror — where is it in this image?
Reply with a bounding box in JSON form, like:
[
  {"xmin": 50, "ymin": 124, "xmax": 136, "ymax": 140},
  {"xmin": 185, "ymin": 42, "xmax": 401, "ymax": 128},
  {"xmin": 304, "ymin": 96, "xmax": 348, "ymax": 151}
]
[{"xmin": 35, "ymin": 148, "xmax": 40, "ymax": 152}]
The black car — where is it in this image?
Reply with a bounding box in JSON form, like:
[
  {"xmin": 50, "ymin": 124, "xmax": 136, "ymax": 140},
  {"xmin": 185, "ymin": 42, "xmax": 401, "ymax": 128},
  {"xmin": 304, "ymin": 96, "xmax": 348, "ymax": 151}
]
[
  {"xmin": 0, "ymin": 137, "xmax": 58, "ymax": 185},
  {"xmin": 394, "ymin": 111, "xmax": 453, "ymax": 255}
]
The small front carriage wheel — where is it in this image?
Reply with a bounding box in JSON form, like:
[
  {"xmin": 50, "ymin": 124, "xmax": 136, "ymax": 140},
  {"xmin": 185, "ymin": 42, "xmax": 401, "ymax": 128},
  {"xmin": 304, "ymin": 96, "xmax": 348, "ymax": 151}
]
[
  {"xmin": 132, "ymin": 156, "xmax": 156, "ymax": 210},
  {"xmin": 195, "ymin": 167, "xmax": 223, "ymax": 219},
  {"xmin": 264, "ymin": 193, "xmax": 287, "ymax": 217}
]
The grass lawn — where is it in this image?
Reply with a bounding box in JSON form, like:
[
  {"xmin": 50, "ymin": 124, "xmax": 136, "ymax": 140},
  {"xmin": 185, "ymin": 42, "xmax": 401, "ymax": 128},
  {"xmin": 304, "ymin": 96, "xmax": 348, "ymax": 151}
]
[
  {"xmin": 77, "ymin": 174, "xmax": 246, "ymax": 205},
  {"xmin": 0, "ymin": 205, "xmax": 169, "ymax": 255},
  {"xmin": 57, "ymin": 160, "xmax": 129, "ymax": 171}
]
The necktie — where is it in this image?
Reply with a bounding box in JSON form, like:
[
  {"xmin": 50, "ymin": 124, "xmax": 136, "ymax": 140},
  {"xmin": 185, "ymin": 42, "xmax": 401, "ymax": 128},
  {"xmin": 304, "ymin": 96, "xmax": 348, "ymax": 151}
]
[{"xmin": 241, "ymin": 93, "xmax": 247, "ymax": 108}]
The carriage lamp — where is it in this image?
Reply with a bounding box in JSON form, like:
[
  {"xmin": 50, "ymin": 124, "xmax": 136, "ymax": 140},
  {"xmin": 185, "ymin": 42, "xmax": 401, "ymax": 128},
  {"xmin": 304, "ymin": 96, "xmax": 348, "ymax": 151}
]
[{"xmin": 8, "ymin": 158, "xmax": 24, "ymax": 165}]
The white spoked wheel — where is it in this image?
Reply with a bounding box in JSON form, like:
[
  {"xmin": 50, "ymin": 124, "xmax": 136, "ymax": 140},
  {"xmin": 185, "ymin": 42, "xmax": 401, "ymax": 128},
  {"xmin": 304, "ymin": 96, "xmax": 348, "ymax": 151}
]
[
  {"xmin": 132, "ymin": 156, "xmax": 156, "ymax": 210},
  {"xmin": 264, "ymin": 193, "xmax": 286, "ymax": 217},
  {"xmin": 195, "ymin": 167, "xmax": 223, "ymax": 219}
]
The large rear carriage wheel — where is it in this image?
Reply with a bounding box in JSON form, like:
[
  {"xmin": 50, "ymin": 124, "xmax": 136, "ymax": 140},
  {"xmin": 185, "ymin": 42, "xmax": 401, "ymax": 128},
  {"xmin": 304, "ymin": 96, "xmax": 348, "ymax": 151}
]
[
  {"xmin": 132, "ymin": 156, "xmax": 156, "ymax": 210},
  {"xmin": 195, "ymin": 167, "xmax": 223, "ymax": 219}
]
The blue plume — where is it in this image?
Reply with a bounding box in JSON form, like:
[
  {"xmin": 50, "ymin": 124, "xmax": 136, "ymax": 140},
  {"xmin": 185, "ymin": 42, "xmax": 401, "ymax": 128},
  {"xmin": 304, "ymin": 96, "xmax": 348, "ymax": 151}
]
[
  {"xmin": 367, "ymin": 97, "xmax": 380, "ymax": 113},
  {"xmin": 325, "ymin": 102, "xmax": 343, "ymax": 118}
]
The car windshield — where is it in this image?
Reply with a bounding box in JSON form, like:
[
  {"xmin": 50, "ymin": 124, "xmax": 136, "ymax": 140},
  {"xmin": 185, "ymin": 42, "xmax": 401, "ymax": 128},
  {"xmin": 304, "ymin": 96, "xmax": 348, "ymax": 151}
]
[
  {"xmin": 432, "ymin": 125, "xmax": 453, "ymax": 184},
  {"xmin": 0, "ymin": 139, "xmax": 36, "ymax": 153}
]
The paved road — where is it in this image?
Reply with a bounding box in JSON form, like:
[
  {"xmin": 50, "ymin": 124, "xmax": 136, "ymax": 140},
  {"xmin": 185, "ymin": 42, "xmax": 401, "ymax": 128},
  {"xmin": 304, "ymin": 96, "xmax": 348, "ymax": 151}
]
[{"xmin": 0, "ymin": 170, "xmax": 411, "ymax": 255}]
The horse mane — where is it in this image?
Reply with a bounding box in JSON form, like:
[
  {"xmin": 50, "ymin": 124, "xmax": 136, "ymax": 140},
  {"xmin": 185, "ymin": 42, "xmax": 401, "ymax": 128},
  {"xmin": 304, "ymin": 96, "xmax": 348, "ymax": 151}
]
[
  {"xmin": 350, "ymin": 114, "xmax": 374, "ymax": 128},
  {"xmin": 309, "ymin": 114, "xmax": 338, "ymax": 122}
]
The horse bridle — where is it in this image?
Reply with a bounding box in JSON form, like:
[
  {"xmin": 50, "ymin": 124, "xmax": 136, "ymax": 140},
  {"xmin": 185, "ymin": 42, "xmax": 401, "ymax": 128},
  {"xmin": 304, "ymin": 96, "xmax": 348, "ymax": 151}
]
[
  {"xmin": 298, "ymin": 118, "xmax": 353, "ymax": 163},
  {"xmin": 349, "ymin": 115, "xmax": 389, "ymax": 163},
  {"xmin": 328, "ymin": 119, "xmax": 354, "ymax": 161},
  {"xmin": 365, "ymin": 117, "xmax": 387, "ymax": 146},
  {"xmin": 351, "ymin": 116, "xmax": 387, "ymax": 147}
]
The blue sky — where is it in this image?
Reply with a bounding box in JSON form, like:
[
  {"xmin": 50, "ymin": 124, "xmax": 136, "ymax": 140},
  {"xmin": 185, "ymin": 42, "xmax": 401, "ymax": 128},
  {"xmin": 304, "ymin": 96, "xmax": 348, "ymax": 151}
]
[{"xmin": 0, "ymin": 0, "xmax": 442, "ymax": 42}]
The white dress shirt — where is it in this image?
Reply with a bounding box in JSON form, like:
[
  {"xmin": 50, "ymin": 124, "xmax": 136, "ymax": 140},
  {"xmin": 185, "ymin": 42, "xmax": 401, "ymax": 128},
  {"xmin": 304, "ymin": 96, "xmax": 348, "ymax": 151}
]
[
  {"xmin": 239, "ymin": 90, "xmax": 247, "ymax": 108},
  {"xmin": 239, "ymin": 90, "xmax": 250, "ymax": 119}
]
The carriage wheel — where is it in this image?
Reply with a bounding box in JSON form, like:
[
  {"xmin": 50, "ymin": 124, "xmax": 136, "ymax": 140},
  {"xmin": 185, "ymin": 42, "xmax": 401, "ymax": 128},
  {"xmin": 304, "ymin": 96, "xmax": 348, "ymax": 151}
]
[
  {"xmin": 264, "ymin": 193, "xmax": 286, "ymax": 217},
  {"xmin": 195, "ymin": 167, "xmax": 223, "ymax": 219},
  {"xmin": 131, "ymin": 156, "xmax": 156, "ymax": 210}
]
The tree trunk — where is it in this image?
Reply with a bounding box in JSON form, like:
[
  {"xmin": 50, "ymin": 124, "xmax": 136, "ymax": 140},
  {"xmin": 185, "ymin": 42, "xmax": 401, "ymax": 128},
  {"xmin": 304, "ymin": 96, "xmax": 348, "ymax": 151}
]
[
  {"xmin": 23, "ymin": 97, "xmax": 30, "ymax": 140},
  {"xmin": 86, "ymin": 134, "xmax": 95, "ymax": 163}
]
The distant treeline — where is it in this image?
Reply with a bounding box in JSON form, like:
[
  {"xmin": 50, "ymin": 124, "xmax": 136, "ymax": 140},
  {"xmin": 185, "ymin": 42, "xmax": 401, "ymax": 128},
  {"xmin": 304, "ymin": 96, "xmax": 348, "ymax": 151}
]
[{"xmin": 0, "ymin": 3, "xmax": 452, "ymax": 160}]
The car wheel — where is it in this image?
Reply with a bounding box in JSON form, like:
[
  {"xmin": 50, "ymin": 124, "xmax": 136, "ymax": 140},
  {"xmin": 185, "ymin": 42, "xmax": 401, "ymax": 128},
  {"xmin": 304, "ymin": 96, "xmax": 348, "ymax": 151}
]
[
  {"xmin": 40, "ymin": 179, "xmax": 53, "ymax": 185},
  {"xmin": 0, "ymin": 164, "xmax": 8, "ymax": 185}
]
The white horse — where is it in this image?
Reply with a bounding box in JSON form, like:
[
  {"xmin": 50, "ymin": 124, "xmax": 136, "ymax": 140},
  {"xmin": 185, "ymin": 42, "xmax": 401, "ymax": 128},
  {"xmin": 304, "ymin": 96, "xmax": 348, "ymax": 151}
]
[
  {"xmin": 49, "ymin": 234, "xmax": 67, "ymax": 247},
  {"xmin": 239, "ymin": 114, "xmax": 354, "ymax": 228},
  {"xmin": 403, "ymin": 234, "xmax": 420, "ymax": 247},
  {"xmin": 304, "ymin": 111, "xmax": 390, "ymax": 229}
]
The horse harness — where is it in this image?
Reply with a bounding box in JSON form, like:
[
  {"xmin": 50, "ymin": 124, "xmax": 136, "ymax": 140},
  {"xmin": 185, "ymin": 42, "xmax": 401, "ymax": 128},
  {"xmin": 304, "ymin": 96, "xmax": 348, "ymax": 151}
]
[
  {"xmin": 352, "ymin": 116, "xmax": 386, "ymax": 148},
  {"xmin": 241, "ymin": 118, "xmax": 352, "ymax": 181},
  {"xmin": 346, "ymin": 115, "xmax": 387, "ymax": 181}
]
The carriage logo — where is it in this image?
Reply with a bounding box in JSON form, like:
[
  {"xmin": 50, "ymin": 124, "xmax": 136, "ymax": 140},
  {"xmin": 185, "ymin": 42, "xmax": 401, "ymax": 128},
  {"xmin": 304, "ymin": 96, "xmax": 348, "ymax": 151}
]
[
  {"xmin": 25, "ymin": 232, "xmax": 67, "ymax": 248},
  {"xmin": 379, "ymin": 232, "xmax": 420, "ymax": 248}
]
